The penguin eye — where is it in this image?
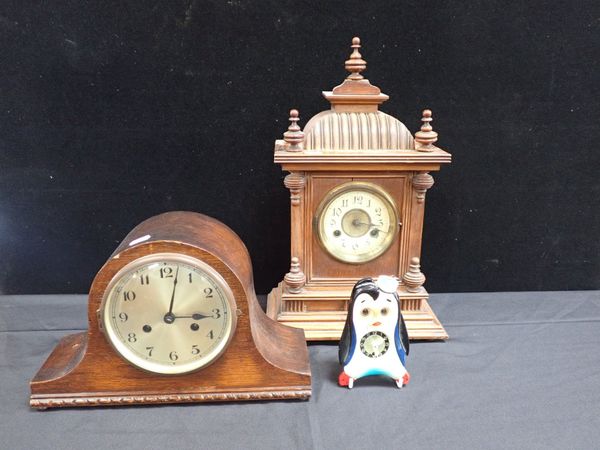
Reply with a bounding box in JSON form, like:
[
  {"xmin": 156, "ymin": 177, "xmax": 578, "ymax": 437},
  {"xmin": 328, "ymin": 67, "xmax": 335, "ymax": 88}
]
[
  {"xmin": 361, "ymin": 308, "xmax": 369, "ymax": 316},
  {"xmin": 381, "ymin": 307, "xmax": 389, "ymax": 316}
]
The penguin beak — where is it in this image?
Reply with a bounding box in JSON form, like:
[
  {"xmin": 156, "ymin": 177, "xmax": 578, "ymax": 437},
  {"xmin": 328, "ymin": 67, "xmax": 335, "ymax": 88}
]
[{"xmin": 372, "ymin": 321, "xmax": 381, "ymax": 327}]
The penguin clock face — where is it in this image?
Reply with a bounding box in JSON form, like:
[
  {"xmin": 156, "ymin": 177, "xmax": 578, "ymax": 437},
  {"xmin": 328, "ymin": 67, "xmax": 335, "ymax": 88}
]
[
  {"xmin": 100, "ymin": 253, "xmax": 237, "ymax": 375},
  {"xmin": 360, "ymin": 331, "xmax": 390, "ymax": 358}
]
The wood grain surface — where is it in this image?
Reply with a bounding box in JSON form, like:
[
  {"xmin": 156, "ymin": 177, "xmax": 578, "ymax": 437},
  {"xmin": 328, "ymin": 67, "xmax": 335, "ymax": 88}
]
[{"xmin": 30, "ymin": 211, "xmax": 311, "ymax": 408}]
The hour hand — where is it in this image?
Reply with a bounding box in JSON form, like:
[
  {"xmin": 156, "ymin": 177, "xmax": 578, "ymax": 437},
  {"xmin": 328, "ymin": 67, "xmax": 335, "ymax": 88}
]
[
  {"xmin": 174, "ymin": 313, "xmax": 211, "ymax": 320},
  {"xmin": 353, "ymin": 220, "xmax": 388, "ymax": 233}
]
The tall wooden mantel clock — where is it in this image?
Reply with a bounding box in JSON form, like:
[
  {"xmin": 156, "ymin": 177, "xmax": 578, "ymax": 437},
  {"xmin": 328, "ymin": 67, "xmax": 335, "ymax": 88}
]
[{"xmin": 266, "ymin": 38, "xmax": 452, "ymax": 341}]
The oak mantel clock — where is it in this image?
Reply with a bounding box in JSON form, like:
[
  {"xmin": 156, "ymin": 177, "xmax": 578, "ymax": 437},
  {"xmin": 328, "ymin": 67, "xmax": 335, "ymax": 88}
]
[
  {"xmin": 266, "ymin": 37, "xmax": 452, "ymax": 341},
  {"xmin": 30, "ymin": 211, "xmax": 311, "ymax": 409}
]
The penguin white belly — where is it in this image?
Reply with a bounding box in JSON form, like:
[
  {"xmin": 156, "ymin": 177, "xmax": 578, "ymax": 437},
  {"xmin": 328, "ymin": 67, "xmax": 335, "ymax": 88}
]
[{"xmin": 344, "ymin": 331, "xmax": 407, "ymax": 381}]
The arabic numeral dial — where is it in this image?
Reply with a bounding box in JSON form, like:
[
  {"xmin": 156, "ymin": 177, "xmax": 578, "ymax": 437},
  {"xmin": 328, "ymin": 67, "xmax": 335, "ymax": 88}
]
[
  {"xmin": 101, "ymin": 253, "xmax": 237, "ymax": 375},
  {"xmin": 316, "ymin": 182, "xmax": 399, "ymax": 264}
]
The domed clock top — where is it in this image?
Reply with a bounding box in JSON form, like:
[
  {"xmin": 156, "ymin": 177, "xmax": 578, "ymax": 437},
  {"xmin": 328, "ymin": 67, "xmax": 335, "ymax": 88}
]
[
  {"xmin": 275, "ymin": 37, "xmax": 449, "ymax": 157},
  {"xmin": 304, "ymin": 37, "xmax": 413, "ymax": 151}
]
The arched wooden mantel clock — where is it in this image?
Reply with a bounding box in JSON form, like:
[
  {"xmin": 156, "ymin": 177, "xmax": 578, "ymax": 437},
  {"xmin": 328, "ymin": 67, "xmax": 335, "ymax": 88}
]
[
  {"xmin": 266, "ymin": 37, "xmax": 452, "ymax": 341},
  {"xmin": 30, "ymin": 212, "xmax": 311, "ymax": 409}
]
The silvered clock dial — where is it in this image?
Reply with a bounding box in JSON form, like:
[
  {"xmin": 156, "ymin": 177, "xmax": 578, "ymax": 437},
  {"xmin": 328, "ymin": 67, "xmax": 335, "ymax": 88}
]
[{"xmin": 101, "ymin": 253, "xmax": 236, "ymax": 375}]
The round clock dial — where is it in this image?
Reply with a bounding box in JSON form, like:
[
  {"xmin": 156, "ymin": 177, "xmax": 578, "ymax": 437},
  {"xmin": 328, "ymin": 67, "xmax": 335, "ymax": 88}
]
[
  {"xmin": 360, "ymin": 331, "xmax": 390, "ymax": 358},
  {"xmin": 315, "ymin": 182, "xmax": 399, "ymax": 263},
  {"xmin": 101, "ymin": 253, "xmax": 237, "ymax": 375}
]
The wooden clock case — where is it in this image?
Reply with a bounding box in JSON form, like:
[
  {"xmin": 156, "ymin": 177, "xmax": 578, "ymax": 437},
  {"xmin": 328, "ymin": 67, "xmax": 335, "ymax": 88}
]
[
  {"xmin": 267, "ymin": 38, "xmax": 452, "ymax": 341},
  {"xmin": 30, "ymin": 212, "xmax": 311, "ymax": 409}
]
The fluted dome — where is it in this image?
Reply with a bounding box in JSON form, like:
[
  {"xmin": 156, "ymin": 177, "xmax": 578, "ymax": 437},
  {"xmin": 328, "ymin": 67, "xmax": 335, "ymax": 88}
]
[{"xmin": 303, "ymin": 110, "xmax": 414, "ymax": 151}]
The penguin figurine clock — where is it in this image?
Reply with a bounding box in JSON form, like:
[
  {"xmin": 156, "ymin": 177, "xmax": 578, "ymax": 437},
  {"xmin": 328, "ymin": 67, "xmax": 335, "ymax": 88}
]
[
  {"xmin": 30, "ymin": 211, "xmax": 311, "ymax": 408},
  {"xmin": 338, "ymin": 276, "xmax": 410, "ymax": 389}
]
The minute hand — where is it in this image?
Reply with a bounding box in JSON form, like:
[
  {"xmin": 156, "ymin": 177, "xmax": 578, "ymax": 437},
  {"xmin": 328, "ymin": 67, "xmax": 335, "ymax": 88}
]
[{"xmin": 167, "ymin": 266, "xmax": 181, "ymax": 315}]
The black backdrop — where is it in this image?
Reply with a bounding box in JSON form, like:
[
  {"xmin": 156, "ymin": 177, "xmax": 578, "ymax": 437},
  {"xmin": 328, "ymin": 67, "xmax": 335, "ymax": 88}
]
[{"xmin": 1, "ymin": 1, "xmax": 598, "ymax": 295}]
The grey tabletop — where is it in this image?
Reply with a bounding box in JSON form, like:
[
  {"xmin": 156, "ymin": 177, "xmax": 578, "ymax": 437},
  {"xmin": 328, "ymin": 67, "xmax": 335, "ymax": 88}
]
[{"xmin": 1, "ymin": 291, "xmax": 599, "ymax": 450}]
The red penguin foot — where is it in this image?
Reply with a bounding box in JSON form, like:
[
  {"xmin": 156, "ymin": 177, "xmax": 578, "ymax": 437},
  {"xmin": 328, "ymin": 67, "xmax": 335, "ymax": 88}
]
[
  {"xmin": 338, "ymin": 371, "xmax": 350, "ymax": 387},
  {"xmin": 402, "ymin": 372, "xmax": 411, "ymax": 386}
]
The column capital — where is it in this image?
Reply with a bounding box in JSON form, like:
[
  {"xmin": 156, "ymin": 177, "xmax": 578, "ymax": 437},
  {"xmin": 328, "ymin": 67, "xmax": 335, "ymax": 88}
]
[
  {"xmin": 284, "ymin": 173, "xmax": 306, "ymax": 206},
  {"xmin": 412, "ymin": 172, "xmax": 434, "ymax": 204}
]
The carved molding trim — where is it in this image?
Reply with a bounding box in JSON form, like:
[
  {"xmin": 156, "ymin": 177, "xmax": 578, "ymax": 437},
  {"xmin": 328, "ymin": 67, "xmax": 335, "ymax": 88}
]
[
  {"xmin": 31, "ymin": 390, "xmax": 311, "ymax": 409},
  {"xmin": 284, "ymin": 257, "xmax": 306, "ymax": 294},
  {"xmin": 401, "ymin": 297, "xmax": 423, "ymax": 311},
  {"xmin": 284, "ymin": 300, "xmax": 306, "ymax": 313},
  {"xmin": 412, "ymin": 172, "xmax": 434, "ymax": 204},
  {"xmin": 284, "ymin": 173, "xmax": 306, "ymax": 206}
]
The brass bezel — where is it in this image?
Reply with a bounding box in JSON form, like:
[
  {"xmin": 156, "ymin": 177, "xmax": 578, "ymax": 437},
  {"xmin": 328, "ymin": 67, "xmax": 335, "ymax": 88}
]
[
  {"xmin": 100, "ymin": 252, "xmax": 237, "ymax": 375},
  {"xmin": 314, "ymin": 181, "xmax": 399, "ymax": 264}
]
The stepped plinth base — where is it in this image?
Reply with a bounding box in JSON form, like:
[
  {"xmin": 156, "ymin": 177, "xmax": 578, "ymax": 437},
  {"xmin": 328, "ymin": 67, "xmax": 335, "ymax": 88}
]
[{"xmin": 267, "ymin": 282, "xmax": 448, "ymax": 341}]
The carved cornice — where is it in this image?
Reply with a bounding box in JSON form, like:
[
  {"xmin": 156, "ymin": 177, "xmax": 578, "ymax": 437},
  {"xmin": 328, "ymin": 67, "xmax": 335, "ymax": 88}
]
[
  {"xmin": 412, "ymin": 172, "xmax": 435, "ymax": 203},
  {"xmin": 283, "ymin": 173, "xmax": 306, "ymax": 206},
  {"xmin": 275, "ymin": 150, "xmax": 451, "ymax": 166},
  {"xmin": 31, "ymin": 390, "xmax": 311, "ymax": 409}
]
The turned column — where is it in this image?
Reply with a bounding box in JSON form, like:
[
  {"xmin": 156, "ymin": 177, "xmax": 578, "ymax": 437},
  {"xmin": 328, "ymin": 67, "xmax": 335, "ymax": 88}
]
[
  {"xmin": 405, "ymin": 109, "xmax": 438, "ymax": 274},
  {"xmin": 282, "ymin": 110, "xmax": 306, "ymax": 293},
  {"xmin": 284, "ymin": 173, "xmax": 306, "ymax": 293},
  {"xmin": 406, "ymin": 171, "xmax": 434, "ymax": 274}
]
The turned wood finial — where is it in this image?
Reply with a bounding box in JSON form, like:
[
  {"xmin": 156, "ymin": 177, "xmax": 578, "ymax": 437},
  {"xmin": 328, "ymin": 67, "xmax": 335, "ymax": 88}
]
[
  {"xmin": 284, "ymin": 257, "xmax": 306, "ymax": 294},
  {"xmin": 283, "ymin": 109, "xmax": 304, "ymax": 151},
  {"xmin": 402, "ymin": 257, "xmax": 426, "ymax": 293},
  {"xmin": 415, "ymin": 109, "xmax": 438, "ymax": 151},
  {"xmin": 345, "ymin": 37, "xmax": 367, "ymax": 81},
  {"xmin": 325, "ymin": 37, "xmax": 388, "ymax": 111}
]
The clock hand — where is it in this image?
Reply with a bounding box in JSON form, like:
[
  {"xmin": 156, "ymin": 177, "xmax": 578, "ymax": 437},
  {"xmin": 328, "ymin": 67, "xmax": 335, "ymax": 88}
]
[
  {"xmin": 351, "ymin": 219, "xmax": 388, "ymax": 233},
  {"xmin": 173, "ymin": 313, "xmax": 212, "ymax": 320},
  {"xmin": 164, "ymin": 266, "xmax": 181, "ymax": 324},
  {"xmin": 167, "ymin": 265, "xmax": 180, "ymax": 314}
]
